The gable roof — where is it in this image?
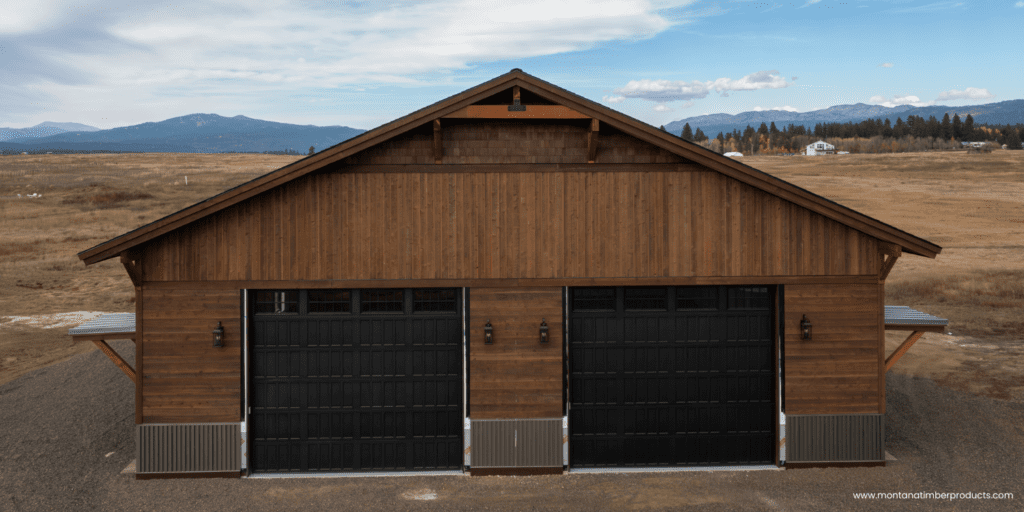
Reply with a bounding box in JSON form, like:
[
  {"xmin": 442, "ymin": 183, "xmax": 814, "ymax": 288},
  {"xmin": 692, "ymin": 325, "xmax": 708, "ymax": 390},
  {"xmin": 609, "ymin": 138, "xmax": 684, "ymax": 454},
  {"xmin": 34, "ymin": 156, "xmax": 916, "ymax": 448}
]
[{"xmin": 78, "ymin": 69, "xmax": 940, "ymax": 264}]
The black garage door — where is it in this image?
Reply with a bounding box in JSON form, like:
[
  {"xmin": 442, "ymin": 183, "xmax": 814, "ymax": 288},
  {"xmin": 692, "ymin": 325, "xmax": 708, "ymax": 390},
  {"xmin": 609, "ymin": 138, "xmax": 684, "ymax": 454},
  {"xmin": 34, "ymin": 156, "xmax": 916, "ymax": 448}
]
[
  {"xmin": 568, "ymin": 286, "xmax": 775, "ymax": 467},
  {"xmin": 250, "ymin": 288, "xmax": 463, "ymax": 473}
]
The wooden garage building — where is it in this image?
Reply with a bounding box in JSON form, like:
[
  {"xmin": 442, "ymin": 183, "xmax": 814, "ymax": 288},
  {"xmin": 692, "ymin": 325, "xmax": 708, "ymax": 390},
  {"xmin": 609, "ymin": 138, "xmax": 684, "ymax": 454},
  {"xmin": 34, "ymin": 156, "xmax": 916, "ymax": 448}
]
[{"xmin": 79, "ymin": 69, "xmax": 940, "ymax": 478}]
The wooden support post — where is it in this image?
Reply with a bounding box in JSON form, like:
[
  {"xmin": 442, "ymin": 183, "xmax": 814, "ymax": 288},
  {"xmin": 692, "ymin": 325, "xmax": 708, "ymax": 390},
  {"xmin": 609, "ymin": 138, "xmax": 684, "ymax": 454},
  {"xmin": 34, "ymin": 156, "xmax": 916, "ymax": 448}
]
[
  {"xmin": 878, "ymin": 242, "xmax": 901, "ymax": 281},
  {"xmin": 587, "ymin": 118, "xmax": 599, "ymax": 163},
  {"xmin": 433, "ymin": 119, "xmax": 442, "ymax": 164},
  {"xmin": 93, "ymin": 339, "xmax": 137, "ymax": 384},
  {"xmin": 885, "ymin": 331, "xmax": 924, "ymax": 372}
]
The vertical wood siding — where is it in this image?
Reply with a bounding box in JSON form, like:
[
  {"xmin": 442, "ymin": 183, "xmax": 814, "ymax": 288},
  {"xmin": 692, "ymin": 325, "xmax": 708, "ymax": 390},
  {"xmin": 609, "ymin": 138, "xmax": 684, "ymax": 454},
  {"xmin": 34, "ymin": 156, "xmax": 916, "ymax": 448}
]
[
  {"xmin": 783, "ymin": 283, "xmax": 882, "ymax": 414},
  {"xmin": 141, "ymin": 287, "xmax": 241, "ymax": 423},
  {"xmin": 141, "ymin": 170, "xmax": 879, "ymax": 282}
]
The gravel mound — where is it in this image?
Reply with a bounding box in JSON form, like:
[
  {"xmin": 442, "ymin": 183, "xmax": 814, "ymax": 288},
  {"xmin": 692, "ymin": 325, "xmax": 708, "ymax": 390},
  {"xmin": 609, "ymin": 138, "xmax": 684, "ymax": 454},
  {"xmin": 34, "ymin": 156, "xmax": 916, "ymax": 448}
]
[{"xmin": 1, "ymin": 343, "xmax": 1021, "ymax": 511}]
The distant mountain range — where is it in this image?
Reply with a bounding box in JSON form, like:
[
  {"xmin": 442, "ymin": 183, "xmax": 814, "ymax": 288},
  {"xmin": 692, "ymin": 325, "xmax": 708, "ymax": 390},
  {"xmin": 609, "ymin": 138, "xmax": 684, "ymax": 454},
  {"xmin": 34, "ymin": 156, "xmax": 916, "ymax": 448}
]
[
  {"xmin": 0, "ymin": 121, "xmax": 101, "ymax": 142},
  {"xmin": 1, "ymin": 114, "xmax": 364, "ymax": 153},
  {"xmin": 665, "ymin": 99, "xmax": 1024, "ymax": 138}
]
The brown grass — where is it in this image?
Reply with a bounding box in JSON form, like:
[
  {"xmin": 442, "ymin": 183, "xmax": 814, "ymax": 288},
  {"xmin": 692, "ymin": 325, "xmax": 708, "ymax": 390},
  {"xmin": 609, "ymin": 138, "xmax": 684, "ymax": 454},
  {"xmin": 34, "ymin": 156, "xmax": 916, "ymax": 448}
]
[{"xmin": 0, "ymin": 150, "xmax": 1022, "ymax": 397}]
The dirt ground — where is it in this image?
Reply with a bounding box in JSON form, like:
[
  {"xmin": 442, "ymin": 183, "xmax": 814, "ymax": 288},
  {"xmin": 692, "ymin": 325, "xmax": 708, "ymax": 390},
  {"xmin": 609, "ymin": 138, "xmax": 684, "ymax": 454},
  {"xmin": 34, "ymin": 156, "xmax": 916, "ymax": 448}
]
[
  {"xmin": 1, "ymin": 150, "xmax": 1022, "ymax": 509},
  {"xmin": 0, "ymin": 340, "xmax": 1020, "ymax": 511}
]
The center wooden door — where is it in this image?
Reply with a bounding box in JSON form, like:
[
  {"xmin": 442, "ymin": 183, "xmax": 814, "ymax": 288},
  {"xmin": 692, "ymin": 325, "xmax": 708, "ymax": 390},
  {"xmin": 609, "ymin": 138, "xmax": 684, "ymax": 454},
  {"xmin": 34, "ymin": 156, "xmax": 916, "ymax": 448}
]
[{"xmin": 469, "ymin": 287, "xmax": 563, "ymax": 420}]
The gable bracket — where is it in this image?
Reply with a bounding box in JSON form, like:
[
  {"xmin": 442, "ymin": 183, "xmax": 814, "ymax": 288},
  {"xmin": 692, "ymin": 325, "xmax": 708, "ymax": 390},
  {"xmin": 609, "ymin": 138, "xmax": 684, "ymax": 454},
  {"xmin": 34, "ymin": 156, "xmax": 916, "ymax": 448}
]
[
  {"xmin": 878, "ymin": 242, "xmax": 902, "ymax": 281},
  {"xmin": 120, "ymin": 249, "xmax": 142, "ymax": 287}
]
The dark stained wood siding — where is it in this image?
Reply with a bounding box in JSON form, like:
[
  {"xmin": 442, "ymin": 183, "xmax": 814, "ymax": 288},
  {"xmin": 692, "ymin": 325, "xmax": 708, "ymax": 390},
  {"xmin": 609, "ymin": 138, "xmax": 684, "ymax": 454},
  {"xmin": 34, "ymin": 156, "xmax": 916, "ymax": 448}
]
[
  {"xmin": 141, "ymin": 170, "xmax": 880, "ymax": 282},
  {"xmin": 783, "ymin": 283, "xmax": 882, "ymax": 414},
  {"xmin": 338, "ymin": 122, "xmax": 684, "ymax": 165},
  {"xmin": 141, "ymin": 287, "xmax": 241, "ymax": 423},
  {"xmin": 469, "ymin": 288, "xmax": 563, "ymax": 419}
]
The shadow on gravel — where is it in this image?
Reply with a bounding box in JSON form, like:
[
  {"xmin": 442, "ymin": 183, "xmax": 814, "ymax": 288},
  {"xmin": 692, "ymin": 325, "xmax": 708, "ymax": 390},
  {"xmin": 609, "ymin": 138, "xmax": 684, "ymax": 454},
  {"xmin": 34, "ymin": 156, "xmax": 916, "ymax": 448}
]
[{"xmin": 1, "ymin": 344, "xmax": 1021, "ymax": 511}]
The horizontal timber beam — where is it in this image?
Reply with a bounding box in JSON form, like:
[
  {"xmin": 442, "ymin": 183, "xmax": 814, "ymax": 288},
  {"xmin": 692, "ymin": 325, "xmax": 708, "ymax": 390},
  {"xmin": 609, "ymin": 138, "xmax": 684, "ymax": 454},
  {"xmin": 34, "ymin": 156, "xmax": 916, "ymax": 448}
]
[
  {"xmin": 340, "ymin": 163, "xmax": 703, "ymax": 173},
  {"xmin": 884, "ymin": 324, "xmax": 946, "ymax": 333},
  {"xmin": 144, "ymin": 275, "xmax": 882, "ymax": 290},
  {"xmin": 442, "ymin": 105, "xmax": 590, "ymax": 119}
]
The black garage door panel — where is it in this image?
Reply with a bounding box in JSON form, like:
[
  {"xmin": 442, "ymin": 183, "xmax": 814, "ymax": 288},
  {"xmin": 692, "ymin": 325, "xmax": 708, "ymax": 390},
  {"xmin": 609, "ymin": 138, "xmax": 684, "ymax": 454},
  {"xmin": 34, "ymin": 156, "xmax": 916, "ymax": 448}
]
[
  {"xmin": 251, "ymin": 289, "xmax": 463, "ymax": 473},
  {"xmin": 569, "ymin": 286, "xmax": 775, "ymax": 467}
]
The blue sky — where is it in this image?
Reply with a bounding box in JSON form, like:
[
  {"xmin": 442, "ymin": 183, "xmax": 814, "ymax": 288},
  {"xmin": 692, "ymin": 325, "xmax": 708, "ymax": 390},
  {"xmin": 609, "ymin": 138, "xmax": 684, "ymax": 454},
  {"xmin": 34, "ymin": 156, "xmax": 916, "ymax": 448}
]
[{"xmin": 2, "ymin": 0, "xmax": 1022, "ymax": 130}]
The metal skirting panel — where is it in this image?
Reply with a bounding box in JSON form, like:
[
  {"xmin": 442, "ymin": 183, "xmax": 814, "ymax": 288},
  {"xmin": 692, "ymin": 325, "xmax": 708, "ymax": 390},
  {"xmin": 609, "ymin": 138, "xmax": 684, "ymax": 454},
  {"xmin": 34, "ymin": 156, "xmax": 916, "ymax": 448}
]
[
  {"xmin": 137, "ymin": 423, "xmax": 241, "ymax": 474},
  {"xmin": 786, "ymin": 414, "xmax": 884, "ymax": 463},
  {"xmin": 470, "ymin": 419, "xmax": 562, "ymax": 468},
  {"xmin": 571, "ymin": 465, "xmax": 780, "ymax": 474}
]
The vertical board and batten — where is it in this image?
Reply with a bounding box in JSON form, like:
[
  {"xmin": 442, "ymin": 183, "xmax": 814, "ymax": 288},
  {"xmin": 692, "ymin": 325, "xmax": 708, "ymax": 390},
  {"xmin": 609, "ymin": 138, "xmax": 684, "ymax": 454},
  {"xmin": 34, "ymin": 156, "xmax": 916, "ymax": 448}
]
[
  {"xmin": 141, "ymin": 287, "xmax": 241, "ymax": 423},
  {"xmin": 783, "ymin": 284, "xmax": 883, "ymax": 415},
  {"xmin": 469, "ymin": 288, "xmax": 563, "ymax": 420},
  {"xmin": 140, "ymin": 170, "xmax": 880, "ymax": 283}
]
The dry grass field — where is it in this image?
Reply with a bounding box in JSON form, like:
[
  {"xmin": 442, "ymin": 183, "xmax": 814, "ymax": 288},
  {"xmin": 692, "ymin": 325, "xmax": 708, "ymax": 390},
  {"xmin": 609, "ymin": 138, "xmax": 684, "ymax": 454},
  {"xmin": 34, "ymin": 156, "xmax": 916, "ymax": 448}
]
[{"xmin": 1, "ymin": 150, "xmax": 1022, "ymax": 401}]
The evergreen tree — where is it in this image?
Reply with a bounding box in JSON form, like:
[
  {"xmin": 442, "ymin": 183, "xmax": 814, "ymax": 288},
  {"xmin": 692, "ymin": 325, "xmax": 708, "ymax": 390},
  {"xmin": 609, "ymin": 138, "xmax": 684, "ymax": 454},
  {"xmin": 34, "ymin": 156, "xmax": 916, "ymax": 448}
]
[
  {"xmin": 769, "ymin": 121, "xmax": 779, "ymax": 135},
  {"xmin": 1003, "ymin": 126, "xmax": 1021, "ymax": 149},
  {"xmin": 757, "ymin": 122, "xmax": 769, "ymax": 136},
  {"xmin": 694, "ymin": 127, "xmax": 707, "ymax": 142},
  {"xmin": 952, "ymin": 114, "xmax": 963, "ymax": 140},
  {"xmin": 681, "ymin": 123, "xmax": 693, "ymax": 141},
  {"xmin": 883, "ymin": 118, "xmax": 893, "ymax": 139},
  {"xmin": 716, "ymin": 132, "xmax": 725, "ymax": 153},
  {"xmin": 941, "ymin": 113, "xmax": 952, "ymax": 140},
  {"xmin": 964, "ymin": 114, "xmax": 975, "ymax": 141},
  {"xmin": 308, "ymin": 145, "xmax": 315, "ymax": 155}
]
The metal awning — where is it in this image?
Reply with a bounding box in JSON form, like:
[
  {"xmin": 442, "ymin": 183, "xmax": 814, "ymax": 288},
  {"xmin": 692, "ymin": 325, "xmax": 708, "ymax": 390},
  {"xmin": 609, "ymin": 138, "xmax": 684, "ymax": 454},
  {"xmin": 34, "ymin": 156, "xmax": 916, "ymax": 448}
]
[
  {"xmin": 68, "ymin": 312, "xmax": 135, "ymax": 338},
  {"xmin": 885, "ymin": 306, "xmax": 948, "ymax": 331},
  {"xmin": 883, "ymin": 305, "xmax": 948, "ymax": 372},
  {"xmin": 68, "ymin": 313, "xmax": 136, "ymax": 384}
]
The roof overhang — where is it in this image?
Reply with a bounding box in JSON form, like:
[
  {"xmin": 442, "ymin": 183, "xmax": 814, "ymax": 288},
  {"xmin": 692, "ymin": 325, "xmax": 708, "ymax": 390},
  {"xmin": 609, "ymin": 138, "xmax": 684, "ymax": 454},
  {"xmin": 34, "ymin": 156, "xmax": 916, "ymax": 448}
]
[{"xmin": 78, "ymin": 69, "xmax": 941, "ymax": 265}]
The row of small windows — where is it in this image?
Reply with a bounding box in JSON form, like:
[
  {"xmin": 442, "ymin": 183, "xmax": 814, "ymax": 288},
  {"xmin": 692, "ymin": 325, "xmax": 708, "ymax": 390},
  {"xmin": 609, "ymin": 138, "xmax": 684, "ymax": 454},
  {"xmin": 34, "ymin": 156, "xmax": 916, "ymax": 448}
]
[
  {"xmin": 255, "ymin": 289, "xmax": 459, "ymax": 315},
  {"xmin": 572, "ymin": 286, "xmax": 770, "ymax": 313}
]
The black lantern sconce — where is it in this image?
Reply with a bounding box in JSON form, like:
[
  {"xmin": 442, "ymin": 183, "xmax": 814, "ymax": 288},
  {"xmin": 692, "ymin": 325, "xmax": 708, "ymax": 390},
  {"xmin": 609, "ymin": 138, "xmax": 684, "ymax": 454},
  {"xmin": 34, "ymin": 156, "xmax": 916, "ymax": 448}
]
[
  {"xmin": 213, "ymin": 321, "xmax": 224, "ymax": 348},
  {"xmin": 800, "ymin": 315, "xmax": 812, "ymax": 340},
  {"xmin": 539, "ymin": 319, "xmax": 549, "ymax": 343},
  {"xmin": 484, "ymin": 320, "xmax": 493, "ymax": 345}
]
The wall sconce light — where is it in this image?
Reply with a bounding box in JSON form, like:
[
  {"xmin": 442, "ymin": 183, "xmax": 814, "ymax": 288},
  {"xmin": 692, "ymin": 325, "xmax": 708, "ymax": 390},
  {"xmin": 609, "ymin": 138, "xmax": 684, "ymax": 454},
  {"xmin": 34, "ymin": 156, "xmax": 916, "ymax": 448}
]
[
  {"xmin": 484, "ymin": 320, "xmax": 493, "ymax": 345},
  {"xmin": 213, "ymin": 321, "xmax": 224, "ymax": 347},
  {"xmin": 539, "ymin": 319, "xmax": 549, "ymax": 343},
  {"xmin": 800, "ymin": 315, "xmax": 812, "ymax": 340}
]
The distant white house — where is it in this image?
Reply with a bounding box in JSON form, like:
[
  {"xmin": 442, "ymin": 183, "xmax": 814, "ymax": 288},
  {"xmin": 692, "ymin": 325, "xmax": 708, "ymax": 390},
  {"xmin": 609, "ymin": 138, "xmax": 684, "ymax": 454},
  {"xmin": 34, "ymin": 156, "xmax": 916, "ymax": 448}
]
[
  {"xmin": 805, "ymin": 140, "xmax": 835, "ymax": 156},
  {"xmin": 723, "ymin": 152, "xmax": 743, "ymax": 157},
  {"xmin": 961, "ymin": 141, "xmax": 987, "ymax": 148}
]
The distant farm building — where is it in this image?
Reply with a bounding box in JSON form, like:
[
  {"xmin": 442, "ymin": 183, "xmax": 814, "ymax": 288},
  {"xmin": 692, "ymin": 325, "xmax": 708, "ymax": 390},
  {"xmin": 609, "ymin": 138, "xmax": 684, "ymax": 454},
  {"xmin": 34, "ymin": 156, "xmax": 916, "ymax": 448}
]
[
  {"xmin": 805, "ymin": 140, "xmax": 835, "ymax": 156},
  {"xmin": 723, "ymin": 151, "xmax": 743, "ymax": 157}
]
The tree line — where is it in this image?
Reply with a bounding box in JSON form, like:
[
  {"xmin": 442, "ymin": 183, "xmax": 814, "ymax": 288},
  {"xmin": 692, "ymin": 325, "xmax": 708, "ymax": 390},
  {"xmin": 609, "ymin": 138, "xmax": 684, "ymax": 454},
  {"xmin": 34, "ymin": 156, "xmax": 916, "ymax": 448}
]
[{"xmin": 667, "ymin": 113, "xmax": 1024, "ymax": 154}]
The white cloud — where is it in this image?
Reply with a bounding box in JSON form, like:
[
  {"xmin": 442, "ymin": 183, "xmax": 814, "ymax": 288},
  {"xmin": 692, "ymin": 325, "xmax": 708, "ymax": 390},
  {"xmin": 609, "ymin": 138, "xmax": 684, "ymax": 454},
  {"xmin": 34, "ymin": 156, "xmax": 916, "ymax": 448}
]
[
  {"xmin": 653, "ymin": 104, "xmax": 672, "ymax": 112},
  {"xmin": 936, "ymin": 87, "xmax": 994, "ymax": 101},
  {"xmin": 801, "ymin": 0, "xmax": 822, "ymax": 6},
  {"xmin": 1, "ymin": 0, "xmax": 698, "ymax": 126},
  {"xmin": 613, "ymin": 70, "xmax": 794, "ymax": 102},
  {"xmin": 1017, "ymin": 1, "xmax": 1024, "ymax": 7},
  {"xmin": 868, "ymin": 94, "xmax": 935, "ymax": 108},
  {"xmin": 753, "ymin": 105, "xmax": 798, "ymax": 112},
  {"xmin": 603, "ymin": 95, "xmax": 626, "ymax": 103},
  {"xmin": 878, "ymin": 62, "xmax": 894, "ymax": 68}
]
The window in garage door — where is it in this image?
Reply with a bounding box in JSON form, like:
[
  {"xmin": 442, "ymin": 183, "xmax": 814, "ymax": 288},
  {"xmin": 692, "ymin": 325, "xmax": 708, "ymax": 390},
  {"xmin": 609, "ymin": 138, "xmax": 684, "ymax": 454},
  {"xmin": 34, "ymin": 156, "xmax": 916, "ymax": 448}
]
[
  {"xmin": 250, "ymin": 288, "xmax": 463, "ymax": 473},
  {"xmin": 568, "ymin": 286, "xmax": 775, "ymax": 468}
]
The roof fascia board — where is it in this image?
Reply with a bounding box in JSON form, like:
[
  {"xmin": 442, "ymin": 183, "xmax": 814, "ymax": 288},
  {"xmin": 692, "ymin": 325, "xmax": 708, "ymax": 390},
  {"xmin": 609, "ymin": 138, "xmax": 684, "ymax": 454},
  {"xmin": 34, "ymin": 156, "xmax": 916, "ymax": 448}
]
[
  {"xmin": 79, "ymin": 76, "xmax": 530, "ymax": 265},
  {"xmin": 512, "ymin": 74, "xmax": 940, "ymax": 258},
  {"xmin": 80, "ymin": 70, "xmax": 939, "ymax": 264}
]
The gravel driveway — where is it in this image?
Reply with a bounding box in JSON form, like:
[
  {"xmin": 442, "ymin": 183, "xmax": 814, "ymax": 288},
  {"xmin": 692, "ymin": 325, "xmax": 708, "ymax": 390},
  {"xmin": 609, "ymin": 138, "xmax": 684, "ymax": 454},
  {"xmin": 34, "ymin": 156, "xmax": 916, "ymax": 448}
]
[{"xmin": 1, "ymin": 340, "xmax": 1021, "ymax": 511}]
